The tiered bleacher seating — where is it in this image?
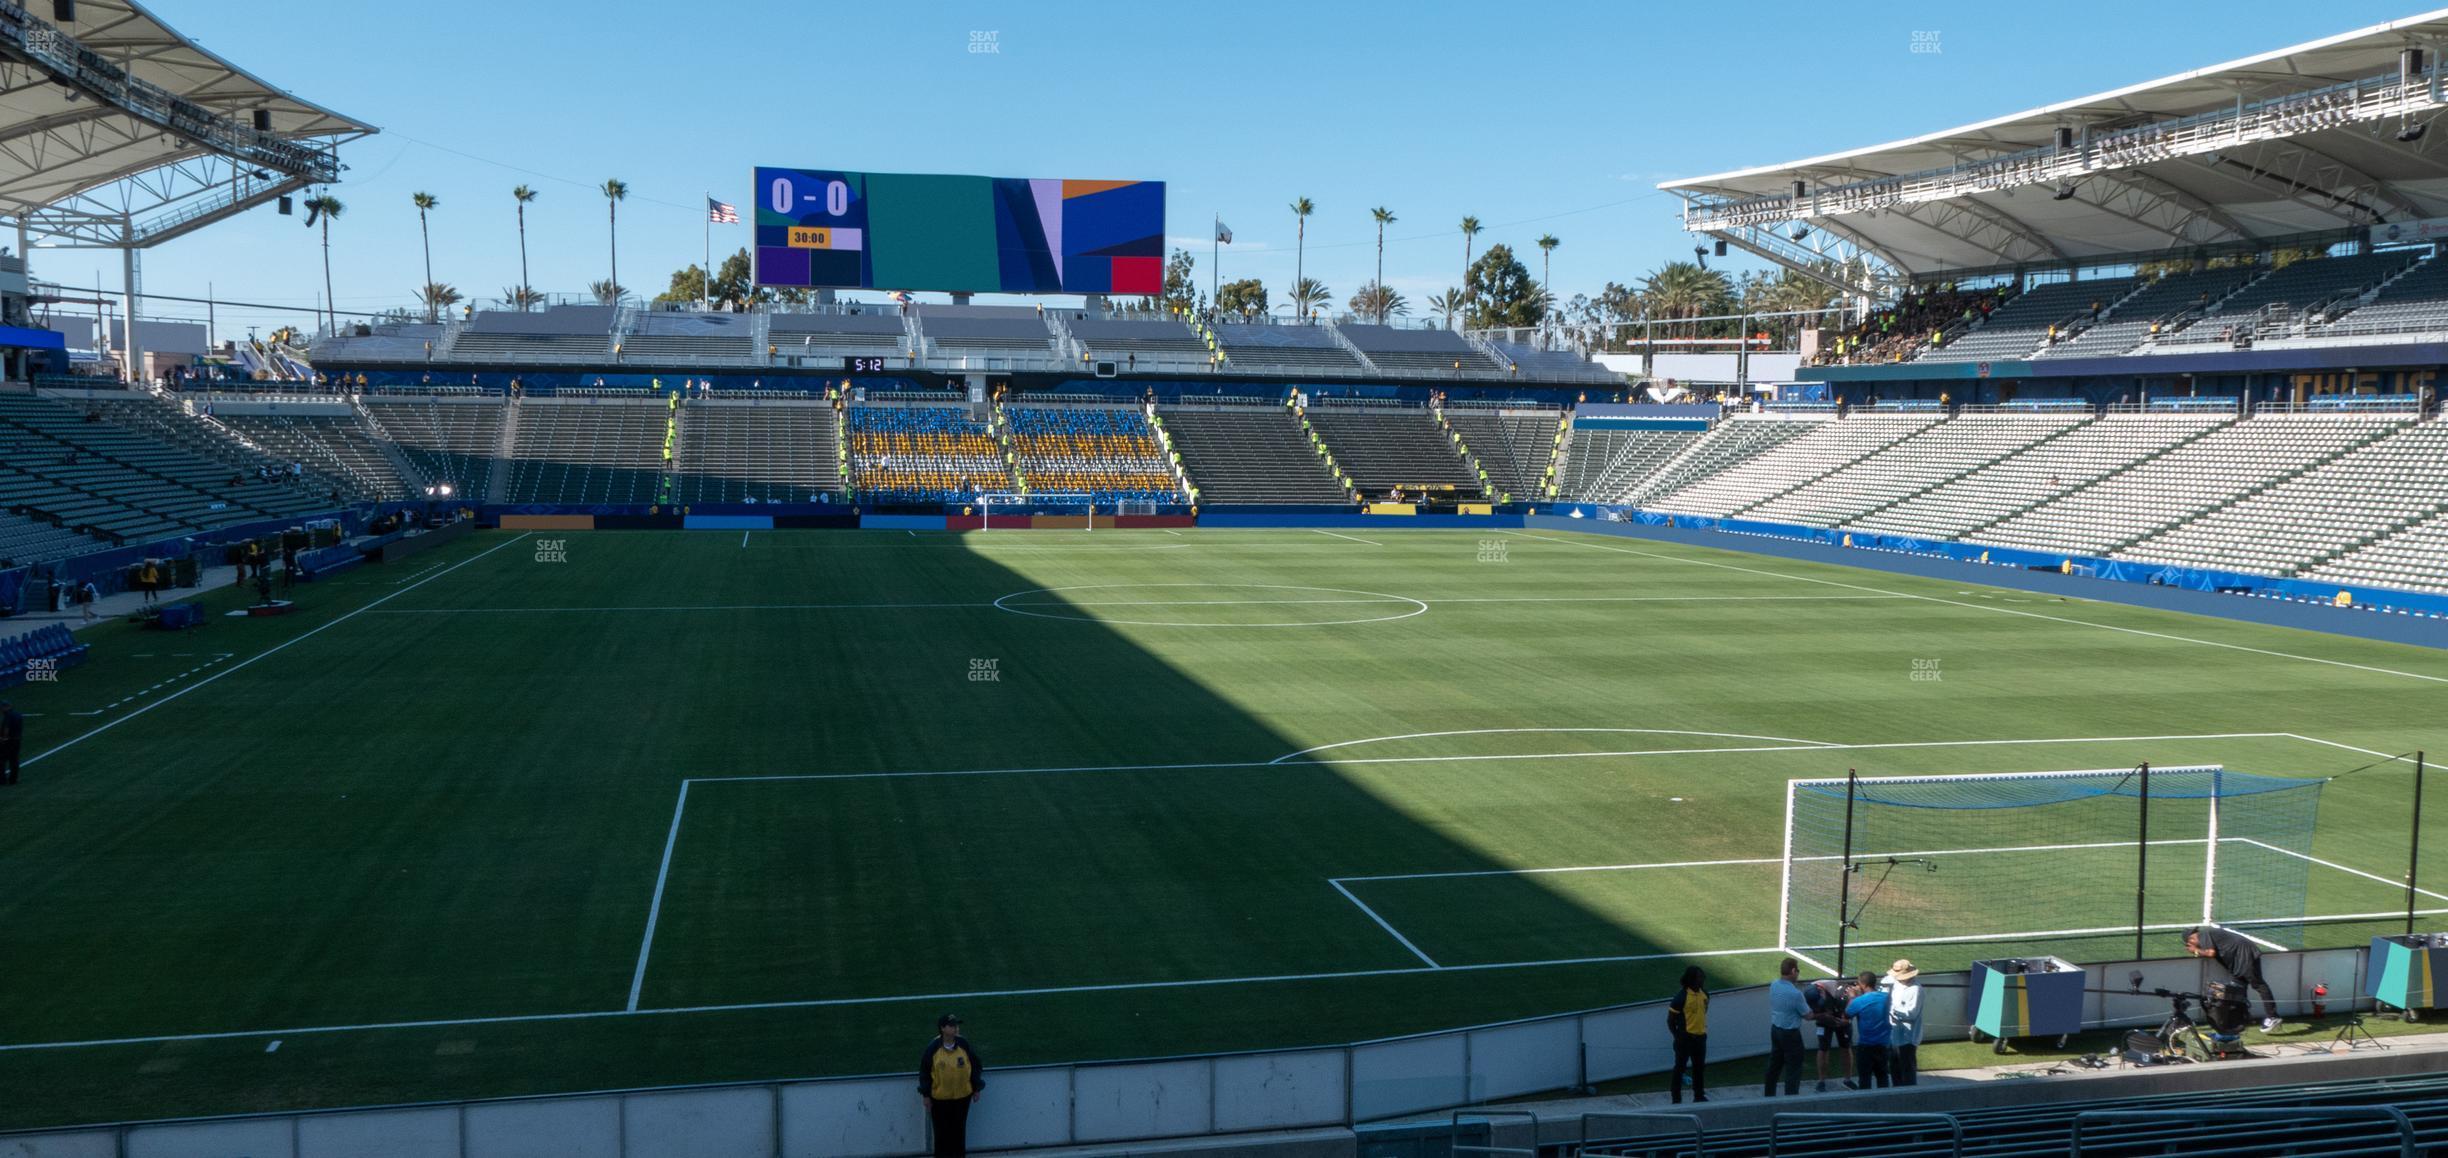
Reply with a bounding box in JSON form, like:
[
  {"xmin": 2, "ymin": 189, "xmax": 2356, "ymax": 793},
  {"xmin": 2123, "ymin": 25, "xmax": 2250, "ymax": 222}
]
[
  {"xmin": 1335, "ymin": 324, "xmax": 1503, "ymax": 375},
  {"xmin": 361, "ymin": 396, "xmax": 505, "ymax": 499},
  {"xmin": 1850, "ymin": 412, "xmax": 2232, "ymax": 540},
  {"xmin": 914, "ymin": 307, "xmax": 1058, "ymax": 360},
  {"xmin": 846, "ymin": 405, "xmax": 1010, "ymax": 503},
  {"xmin": 2318, "ymin": 252, "xmax": 2448, "ymax": 334},
  {"xmin": 1976, "ymin": 412, "xmax": 2408, "ymax": 556},
  {"xmin": 2160, "ymin": 251, "xmax": 2419, "ymax": 344},
  {"xmin": 1623, "ymin": 416, "xmax": 1824, "ymax": 505},
  {"xmin": 0, "ymin": 392, "xmax": 322, "ymax": 542},
  {"xmin": 447, "ymin": 307, "xmax": 616, "ymax": 363},
  {"xmin": 1443, "ymin": 407, "xmax": 1563, "ymax": 500},
  {"xmin": 2305, "ymin": 507, "xmax": 2448, "ymax": 594},
  {"xmin": 1557, "ymin": 427, "xmax": 1704, "ymax": 503},
  {"xmin": 1305, "ymin": 403, "xmax": 1482, "ymax": 497},
  {"xmin": 2117, "ymin": 415, "xmax": 2448, "ymax": 574},
  {"xmin": 670, "ymin": 399, "xmax": 842, "ymax": 504},
  {"xmin": 502, "ymin": 398, "xmax": 669, "ymax": 504},
  {"xmin": 0, "ymin": 507, "xmax": 102, "ymax": 567},
  {"xmin": 1065, "ymin": 316, "xmax": 1209, "ymax": 367},
  {"xmin": 1213, "ymin": 324, "xmax": 1365, "ymax": 375},
  {"xmin": 309, "ymin": 322, "xmax": 444, "ymax": 364},
  {"xmin": 1744, "ymin": 411, "xmax": 2090, "ymax": 526},
  {"xmin": 1648, "ymin": 411, "xmax": 1942, "ymax": 515},
  {"xmin": 1006, "ymin": 406, "xmax": 1179, "ymax": 505},
  {"xmin": 79, "ymin": 392, "xmax": 341, "ymax": 496},
  {"xmin": 767, "ymin": 309, "xmax": 907, "ymax": 360},
  {"xmin": 1487, "ymin": 341, "xmax": 1617, "ymax": 383},
  {"xmin": 620, "ymin": 311, "xmax": 757, "ymax": 364},
  {"xmin": 1913, "ymin": 279, "xmax": 2134, "ymax": 362},
  {"xmin": 2, "ymin": 624, "xmax": 88, "ymax": 688},
  {"xmin": 214, "ymin": 409, "xmax": 409, "ymax": 500},
  {"xmin": 1157, "ymin": 402, "xmax": 1349, "ymax": 505},
  {"xmin": 2031, "ymin": 268, "xmax": 2257, "ymax": 358}
]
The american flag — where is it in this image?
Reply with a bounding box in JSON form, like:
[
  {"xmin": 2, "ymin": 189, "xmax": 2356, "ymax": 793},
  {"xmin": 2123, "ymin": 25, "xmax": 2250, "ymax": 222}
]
[{"xmin": 707, "ymin": 197, "xmax": 739, "ymax": 224}]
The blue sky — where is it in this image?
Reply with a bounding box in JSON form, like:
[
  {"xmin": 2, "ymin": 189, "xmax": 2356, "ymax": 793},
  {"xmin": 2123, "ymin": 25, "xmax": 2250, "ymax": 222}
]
[{"xmin": 46, "ymin": 0, "xmax": 2430, "ymax": 338}]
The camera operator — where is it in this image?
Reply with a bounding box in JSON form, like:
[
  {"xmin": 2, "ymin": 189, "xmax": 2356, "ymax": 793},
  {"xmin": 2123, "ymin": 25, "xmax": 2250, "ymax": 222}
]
[{"xmin": 2183, "ymin": 927, "xmax": 2281, "ymax": 1032}]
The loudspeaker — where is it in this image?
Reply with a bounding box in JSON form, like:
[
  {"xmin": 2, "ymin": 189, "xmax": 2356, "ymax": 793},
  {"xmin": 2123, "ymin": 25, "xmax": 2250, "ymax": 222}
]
[
  {"xmin": 252, "ymin": 109, "xmax": 271, "ymax": 132},
  {"xmin": 51, "ymin": 0, "xmax": 73, "ymax": 22},
  {"xmin": 2055, "ymin": 126, "xmax": 2075, "ymax": 150},
  {"xmin": 1713, "ymin": 240, "xmax": 1727, "ymax": 257},
  {"xmin": 1093, "ymin": 361, "xmax": 1119, "ymax": 379},
  {"xmin": 277, "ymin": 195, "xmax": 292, "ymax": 216},
  {"xmin": 1791, "ymin": 180, "xmax": 1807, "ymax": 201},
  {"xmin": 2405, "ymin": 47, "xmax": 2427, "ymax": 76}
]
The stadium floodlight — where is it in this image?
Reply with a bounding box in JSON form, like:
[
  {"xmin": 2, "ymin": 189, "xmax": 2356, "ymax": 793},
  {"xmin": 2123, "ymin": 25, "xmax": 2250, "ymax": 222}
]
[{"xmin": 2051, "ymin": 182, "xmax": 2080, "ymax": 201}]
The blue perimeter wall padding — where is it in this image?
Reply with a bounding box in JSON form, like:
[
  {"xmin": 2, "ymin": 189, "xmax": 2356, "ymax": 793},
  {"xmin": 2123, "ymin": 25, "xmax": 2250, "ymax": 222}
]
[
  {"xmin": 683, "ymin": 515, "xmax": 775, "ymax": 530},
  {"xmin": 861, "ymin": 514, "xmax": 945, "ymax": 531},
  {"xmin": 1197, "ymin": 513, "xmax": 1523, "ymax": 530},
  {"xmin": 1517, "ymin": 513, "xmax": 2448, "ymax": 651}
]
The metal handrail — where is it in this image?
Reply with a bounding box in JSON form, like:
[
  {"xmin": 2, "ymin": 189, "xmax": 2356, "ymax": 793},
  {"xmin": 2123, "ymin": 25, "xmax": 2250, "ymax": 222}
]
[
  {"xmin": 1770, "ymin": 1112, "xmax": 1963, "ymax": 1157},
  {"xmin": 2070, "ymin": 1106, "xmax": 2415, "ymax": 1157},
  {"xmin": 1452, "ymin": 1109, "xmax": 1541, "ymax": 1158},
  {"xmin": 1579, "ymin": 1112, "xmax": 1707, "ymax": 1158}
]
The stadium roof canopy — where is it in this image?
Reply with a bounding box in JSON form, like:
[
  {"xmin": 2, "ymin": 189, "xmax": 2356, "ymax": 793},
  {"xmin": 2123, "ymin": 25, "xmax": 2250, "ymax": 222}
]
[
  {"xmin": 1662, "ymin": 10, "xmax": 2448, "ymax": 291},
  {"xmin": 0, "ymin": 0, "xmax": 374, "ymax": 248}
]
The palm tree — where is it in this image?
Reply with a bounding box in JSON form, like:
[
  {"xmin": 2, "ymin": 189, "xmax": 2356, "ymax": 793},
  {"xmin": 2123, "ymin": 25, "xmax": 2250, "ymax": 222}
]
[
  {"xmin": 1289, "ymin": 196, "xmax": 1314, "ymax": 321},
  {"xmin": 417, "ymin": 282, "xmax": 463, "ymax": 319},
  {"xmin": 1289, "ymin": 277, "xmax": 1331, "ymax": 319},
  {"xmin": 1350, "ymin": 282, "xmax": 1407, "ymax": 322},
  {"xmin": 1426, "ymin": 287, "xmax": 1466, "ymax": 329},
  {"xmin": 589, "ymin": 279, "xmax": 625, "ymax": 307},
  {"xmin": 511, "ymin": 184, "xmax": 538, "ymax": 309},
  {"xmin": 501, "ymin": 285, "xmax": 546, "ymax": 311},
  {"xmin": 1460, "ymin": 215, "xmax": 1482, "ymax": 291},
  {"xmin": 302, "ymin": 193, "xmax": 343, "ymax": 335},
  {"xmin": 601, "ymin": 178, "xmax": 629, "ymax": 306},
  {"xmin": 411, "ymin": 191, "xmax": 440, "ymax": 322},
  {"xmin": 1369, "ymin": 206, "xmax": 1397, "ymax": 322},
  {"xmin": 1537, "ymin": 234, "xmax": 1560, "ymax": 294}
]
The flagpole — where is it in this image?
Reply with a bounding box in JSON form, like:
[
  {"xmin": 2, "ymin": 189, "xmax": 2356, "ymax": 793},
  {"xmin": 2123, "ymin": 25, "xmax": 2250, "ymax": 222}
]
[
  {"xmin": 703, "ymin": 193, "xmax": 712, "ymax": 309},
  {"xmin": 1211, "ymin": 214, "xmax": 1219, "ymax": 312}
]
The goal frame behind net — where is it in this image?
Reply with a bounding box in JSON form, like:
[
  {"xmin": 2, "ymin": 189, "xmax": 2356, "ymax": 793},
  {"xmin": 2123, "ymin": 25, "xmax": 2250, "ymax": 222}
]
[
  {"xmin": 978, "ymin": 492, "xmax": 1096, "ymax": 529},
  {"xmin": 1778, "ymin": 765, "xmax": 2325, "ymax": 976}
]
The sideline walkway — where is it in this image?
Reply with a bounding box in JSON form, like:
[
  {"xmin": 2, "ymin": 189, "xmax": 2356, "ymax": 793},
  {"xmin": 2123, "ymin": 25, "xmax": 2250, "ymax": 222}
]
[{"xmin": 0, "ymin": 563, "xmax": 242, "ymax": 648}]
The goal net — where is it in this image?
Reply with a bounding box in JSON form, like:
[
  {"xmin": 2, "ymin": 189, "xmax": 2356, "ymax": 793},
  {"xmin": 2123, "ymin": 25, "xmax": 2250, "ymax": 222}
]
[
  {"xmin": 1780, "ymin": 766, "xmax": 2325, "ymax": 974},
  {"xmin": 978, "ymin": 492, "xmax": 1094, "ymax": 527},
  {"xmin": 1115, "ymin": 499, "xmax": 1159, "ymax": 517}
]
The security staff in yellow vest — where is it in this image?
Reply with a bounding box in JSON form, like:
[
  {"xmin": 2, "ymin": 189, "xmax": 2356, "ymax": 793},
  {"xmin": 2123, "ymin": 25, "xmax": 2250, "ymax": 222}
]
[
  {"xmin": 919, "ymin": 1013, "xmax": 985, "ymax": 1157},
  {"xmin": 1667, "ymin": 966, "xmax": 1710, "ymax": 1104}
]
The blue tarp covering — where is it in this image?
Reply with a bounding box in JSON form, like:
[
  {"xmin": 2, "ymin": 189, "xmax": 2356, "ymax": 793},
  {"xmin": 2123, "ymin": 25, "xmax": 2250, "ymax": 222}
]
[{"xmin": 0, "ymin": 324, "xmax": 65, "ymax": 350}]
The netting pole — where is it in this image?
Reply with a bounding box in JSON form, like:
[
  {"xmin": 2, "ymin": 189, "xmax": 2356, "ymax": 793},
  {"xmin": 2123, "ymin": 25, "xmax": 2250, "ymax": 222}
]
[
  {"xmin": 1834, "ymin": 768, "xmax": 1858, "ymax": 978},
  {"xmin": 2134, "ymin": 761, "xmax": 2151, "ymax": 961},
  {"xmin": 2201, "ymin": 767, "xmax": 2222, "ymax": 931},
  {"xmin": 2411, "ymin": 750, "xmax": 2428, "ymax": 937}
]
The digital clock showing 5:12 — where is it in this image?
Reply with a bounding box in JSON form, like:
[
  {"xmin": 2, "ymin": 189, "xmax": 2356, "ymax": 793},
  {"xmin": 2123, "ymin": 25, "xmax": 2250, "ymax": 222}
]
[{"xmin": 842, "ymin": 356, "xmax": 889, "ymax": 373}]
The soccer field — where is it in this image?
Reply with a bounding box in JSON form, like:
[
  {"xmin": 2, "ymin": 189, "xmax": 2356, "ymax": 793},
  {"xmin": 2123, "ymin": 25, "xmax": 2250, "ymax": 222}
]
[{"xmin": 2, "ymin": 526, "xmax": 2442, "ymax": 1128}]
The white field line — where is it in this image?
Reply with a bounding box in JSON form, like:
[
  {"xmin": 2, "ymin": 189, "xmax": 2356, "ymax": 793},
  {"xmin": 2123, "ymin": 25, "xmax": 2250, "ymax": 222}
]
[
  {"xmin": 694, "ymin": 732, "xmax": 2329, "ymax": 786},
  {"xmin": 1787, "ymin": 948, "xmax": 1841, "ymax": 978},
  {"xmin": 1336, "ymin": 855, "xmax": 1782, "ymax": 883},
  {"xmin": 2231, "ymin": 836, "xmax": 2448, "ymax": 904},
  {"xmin": 626, "ymin": 781, "xmax": 693, "ymax": 1012},
  {"xmin": 1328, "ymin": 880, "xmax": 1440, "ymax": 968},
  {"xmin": 1505, "ymin": 531, "xmax": 2448, "ymax": 686},
  {"xmin": 1273, "ymin": 727, "xmax": 1841, "ymax": 765},
  {"xmin": 364, "ymin": 593, "xmax": 1910, "ymax": 617},
  {"xmin": 2223, "ymin": 926, "xmax": 2289, "ymax": 952},
  {"xmin": 2278, "ymin": 733, "xmax": 2402, "ymax": 760},
  {"xmin": 741, "ymin": 530, "xmax": 750, "ymax": 548},
  {"xmin": 24, "ymin": 533, "xmax": 529, "ymax": 768},
  {"xmin": 1312, "ymin": 529, "xmax": 1381, "ymax": 546},
  {"xmin": 369, "ymin": 601, "xmax": 994, "ymax": 615},
  {"xmin": 0, "ymin": 945, "xmax": 1793, "ymax": 1056}
]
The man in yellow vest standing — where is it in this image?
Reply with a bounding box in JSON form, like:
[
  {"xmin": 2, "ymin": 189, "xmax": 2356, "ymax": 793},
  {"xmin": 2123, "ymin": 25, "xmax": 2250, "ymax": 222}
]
[{"xmin": 919, "ymin": 1014, "xmax": 984, "ymax": 1157}]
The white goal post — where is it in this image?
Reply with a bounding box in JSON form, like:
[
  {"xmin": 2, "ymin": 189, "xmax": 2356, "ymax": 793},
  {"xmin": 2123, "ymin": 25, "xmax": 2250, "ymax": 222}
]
[
  {"xmin": 978, "ymin": 492, "xmax": 1096, "ymax": 529},
  {"xmin": 1777, "ymin": 765, "xmax": 2326, "ymax": 977}
]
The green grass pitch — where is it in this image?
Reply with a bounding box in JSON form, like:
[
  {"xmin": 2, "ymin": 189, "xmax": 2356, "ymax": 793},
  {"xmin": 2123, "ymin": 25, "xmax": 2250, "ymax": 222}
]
[{"xmin": 0, "ymin": 526, "xmax": 2441, "ymax": 1128}]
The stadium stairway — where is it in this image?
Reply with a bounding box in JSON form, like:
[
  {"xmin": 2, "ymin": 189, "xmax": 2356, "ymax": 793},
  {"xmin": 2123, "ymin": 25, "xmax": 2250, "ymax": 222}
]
[
  {"xmin": 1849, "ymin": 412, "xmax": 2236, "ymax": 543},
  {"xmin": 1444, "ymin": 406, "xmax": 1565, "ymax": 502},
  {"xmin": 1620, "ymin": 416, "xmax": 1823, "ymax": 506},
  {"xmin": 1742, "ymin": 411, "xmax": 2092, "ymax": 528},
  {"xmin": 1647, "ymin": 412, "xmax": 1943, "ymax": 516},
  {"xmin": 1305, "ymin": 403, "xmax": 1482, "ymax": 499},
  {"xmin": 1157, "ymin": 402, "xmax": 1350, "ymax": 505}
]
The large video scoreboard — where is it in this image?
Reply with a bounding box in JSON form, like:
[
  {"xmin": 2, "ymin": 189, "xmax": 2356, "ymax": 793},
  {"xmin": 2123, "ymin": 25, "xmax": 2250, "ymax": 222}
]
[{"xmin": 753, "ymin": 168, "xmax": 1164, "ymax": 296}]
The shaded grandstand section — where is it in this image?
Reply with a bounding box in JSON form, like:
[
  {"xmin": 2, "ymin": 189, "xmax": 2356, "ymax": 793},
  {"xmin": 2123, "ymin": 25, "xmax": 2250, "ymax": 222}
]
[{"xmin": 1157, "ymin": 399, "xmax": 1350, "ymax": 504}]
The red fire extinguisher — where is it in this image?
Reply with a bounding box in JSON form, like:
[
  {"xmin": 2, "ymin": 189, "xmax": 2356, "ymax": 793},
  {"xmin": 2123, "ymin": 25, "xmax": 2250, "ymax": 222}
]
[{"xmin": 2311, "ymin": 981, "xmax": 2330, "ymax": 1019}]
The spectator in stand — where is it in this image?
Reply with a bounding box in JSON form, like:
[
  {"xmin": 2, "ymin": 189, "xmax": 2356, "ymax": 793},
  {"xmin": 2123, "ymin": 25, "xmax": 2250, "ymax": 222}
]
[
  {"xmin": 1885, "ymin": 959, "xmax": 1924, "ymax": 1086},
  {"xmin": 1846, "ymin": 970, "xmax": 1893, "ymax": 1089},
  {"xmin": 919, "ymin": 1014, "xmax": 985, "ymax": 1158},
  {"xmin": 1667, "ymin": 965, "xmax": 1710, "ymax": 1104},
  {"xmin": 1764, "ymin": 957, "xmax": 1809, "ymax": 1097}
]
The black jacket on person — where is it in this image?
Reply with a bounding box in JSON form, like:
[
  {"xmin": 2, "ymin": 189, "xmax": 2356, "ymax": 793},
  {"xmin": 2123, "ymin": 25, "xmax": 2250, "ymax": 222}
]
[
  {"xmin": 0, "ymin": 707, "xmax": 22, "ymax": 752},
  {"xmin": 2199, "ymin": 926, "xmax": 2264, "ymax": 980},
  {"xmin": 918, "ymin": 1036, "xmax": 985, "ymax": 1099}
]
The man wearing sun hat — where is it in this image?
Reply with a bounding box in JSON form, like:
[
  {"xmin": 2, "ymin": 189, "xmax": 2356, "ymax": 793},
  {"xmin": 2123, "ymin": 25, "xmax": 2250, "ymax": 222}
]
[{"xmin": 1884, "ymin": 959, "xmax": 1924, "ymax": 1086}]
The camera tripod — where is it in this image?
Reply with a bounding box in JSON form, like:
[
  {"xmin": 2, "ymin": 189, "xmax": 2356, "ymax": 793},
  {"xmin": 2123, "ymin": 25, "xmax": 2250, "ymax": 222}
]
[{"xmin": 2322, "ymin": 1012, "xmax": 2386, "ymax": 1053}]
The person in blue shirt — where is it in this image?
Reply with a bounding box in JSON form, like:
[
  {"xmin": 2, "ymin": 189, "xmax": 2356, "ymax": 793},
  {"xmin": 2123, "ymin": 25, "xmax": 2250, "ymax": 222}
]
[
  {"xmin": 1763, "ymin": 957, "xmax": 1809, "ymax": 1097},
  {"xmin": 1845, "ymin": 971, "xmax": 1893, "ymax": 1089}
]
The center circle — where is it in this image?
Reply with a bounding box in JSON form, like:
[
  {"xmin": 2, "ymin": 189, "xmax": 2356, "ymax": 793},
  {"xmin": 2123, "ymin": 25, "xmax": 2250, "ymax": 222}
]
[{"xmin": 991, "ymin": 583, "xmax": 1428, "ymax": 628}]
